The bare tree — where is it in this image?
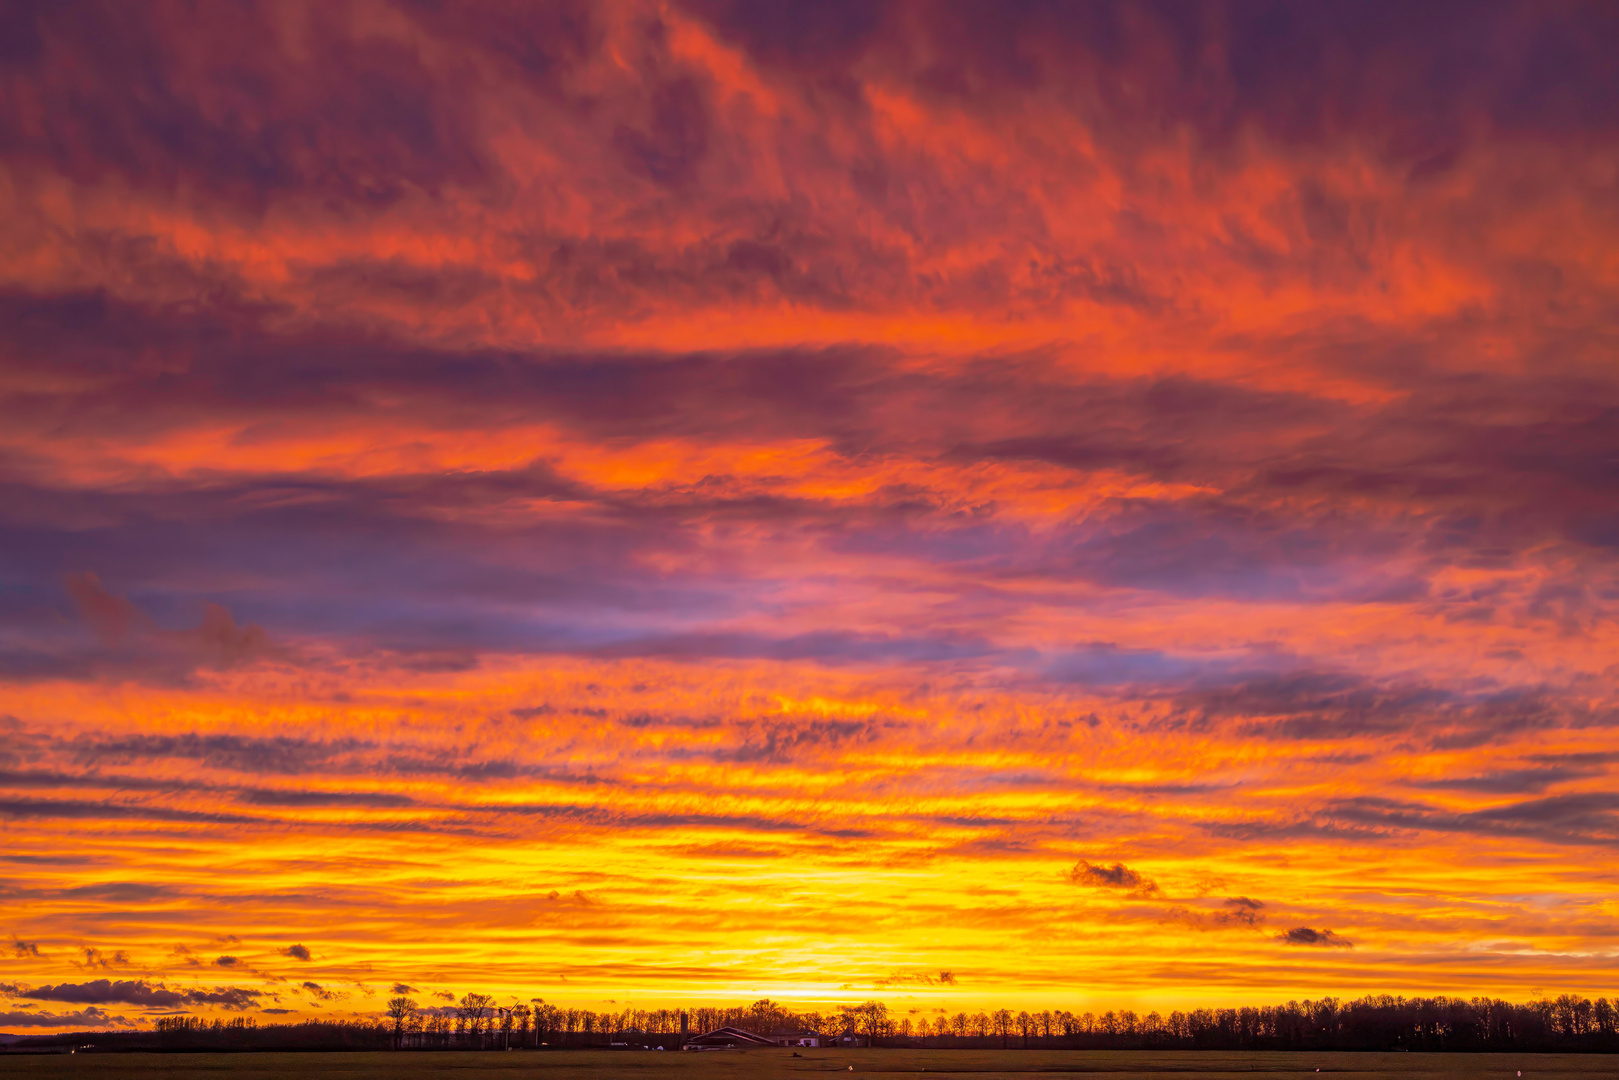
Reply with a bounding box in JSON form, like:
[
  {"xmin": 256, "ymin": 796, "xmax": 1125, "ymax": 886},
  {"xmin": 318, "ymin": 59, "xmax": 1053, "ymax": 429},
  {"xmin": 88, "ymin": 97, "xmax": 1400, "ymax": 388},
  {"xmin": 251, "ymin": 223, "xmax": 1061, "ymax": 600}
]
[
  {"xmin": 513, "ymin": 1002, "xmax": 531, "ymax": 1048},
  {"xmin": 498, "ymin": 1005, "xmax": 514, "ymax": 1049},
  {"xmin": 385, "ymin": 996, "xmax": 417, "ymax": 1049},
  {"xmin": 351, "ymin": 992, "xmax": 1619, "ymax": 1055},
  {"xmin": 837, "ymin": 1001, "xmax": 889, "ymax": 1045},
  {"xmin": 458, "ymin": 992, "xmax": 495, "ymax": 1048},
  {"xmin": 748, "ymin": 997, "xmax": 793, "ymax": 1035},
  {"xmin": 406, "ymin": 1007, "xmax": 425, "ymax": 1049},
  {"xmin": 993, "ymin": 1008, "xmax": 1013, "ymax": 1048}
]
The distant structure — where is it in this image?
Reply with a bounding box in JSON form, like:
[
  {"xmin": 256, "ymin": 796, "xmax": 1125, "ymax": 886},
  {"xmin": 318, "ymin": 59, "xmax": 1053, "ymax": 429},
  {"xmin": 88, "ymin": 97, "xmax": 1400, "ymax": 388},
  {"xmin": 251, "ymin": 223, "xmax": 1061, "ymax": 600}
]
[
  {"xmin": 770, "ymin": 1029, "xmax": 822, "ymax": 1047},
  {"xmin": 683, "ymin": 1026, "xmax": 778, "ymax": 1049},
  {"xmin": 681, "ymin": 1024, "xmax": 830, "ymax": 1049}
]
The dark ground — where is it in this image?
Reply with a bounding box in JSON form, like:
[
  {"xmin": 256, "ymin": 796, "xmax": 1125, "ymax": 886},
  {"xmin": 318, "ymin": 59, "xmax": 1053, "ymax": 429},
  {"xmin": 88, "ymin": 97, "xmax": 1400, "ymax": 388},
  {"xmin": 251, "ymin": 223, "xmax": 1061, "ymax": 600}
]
[{"xmin": 1, "ymin": 1048, "xmax": 1614, "ymax": 1079}]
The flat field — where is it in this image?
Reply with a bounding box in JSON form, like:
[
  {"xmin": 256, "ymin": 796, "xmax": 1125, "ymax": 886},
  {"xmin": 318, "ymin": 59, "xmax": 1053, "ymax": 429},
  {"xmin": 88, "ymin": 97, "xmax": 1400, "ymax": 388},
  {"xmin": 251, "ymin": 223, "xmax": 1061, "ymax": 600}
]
[{"xmin": 1, "ymin": 1048, "xmax": 1613, "ymax": 1080}]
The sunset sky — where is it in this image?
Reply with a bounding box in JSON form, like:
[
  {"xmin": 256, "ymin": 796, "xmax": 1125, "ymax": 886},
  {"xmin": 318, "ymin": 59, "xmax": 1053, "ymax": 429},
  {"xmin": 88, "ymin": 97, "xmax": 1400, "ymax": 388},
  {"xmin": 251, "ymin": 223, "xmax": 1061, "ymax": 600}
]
[{"xmin": 3, "ymin": 0, "xmax": 1619, "ymax": 1032}]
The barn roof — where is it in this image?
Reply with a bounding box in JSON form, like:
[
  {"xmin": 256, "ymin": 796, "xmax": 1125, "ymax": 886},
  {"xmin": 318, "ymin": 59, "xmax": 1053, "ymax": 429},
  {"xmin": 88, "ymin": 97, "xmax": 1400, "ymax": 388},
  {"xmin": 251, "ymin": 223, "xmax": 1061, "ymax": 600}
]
[{"xmin": 685, "ymin": 1025, "xmax": 776, "ymax": 1046}]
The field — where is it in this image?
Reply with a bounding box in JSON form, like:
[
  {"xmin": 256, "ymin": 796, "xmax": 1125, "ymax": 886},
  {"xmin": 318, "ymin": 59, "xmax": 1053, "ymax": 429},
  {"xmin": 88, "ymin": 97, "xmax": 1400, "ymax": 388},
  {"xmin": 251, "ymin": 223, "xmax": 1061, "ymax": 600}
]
[{"xmin": 1, "ymin": 1048, "xmax": 1615, "ymax": 1080}]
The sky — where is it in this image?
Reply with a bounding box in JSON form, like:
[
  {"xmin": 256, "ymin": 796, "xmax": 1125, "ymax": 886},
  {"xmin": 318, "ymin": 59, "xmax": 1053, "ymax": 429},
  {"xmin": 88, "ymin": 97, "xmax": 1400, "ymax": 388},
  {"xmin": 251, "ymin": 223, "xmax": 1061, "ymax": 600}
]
[{"xmin": 2, "ymin": 0, "xmax": 1618, "ymax": 1031}]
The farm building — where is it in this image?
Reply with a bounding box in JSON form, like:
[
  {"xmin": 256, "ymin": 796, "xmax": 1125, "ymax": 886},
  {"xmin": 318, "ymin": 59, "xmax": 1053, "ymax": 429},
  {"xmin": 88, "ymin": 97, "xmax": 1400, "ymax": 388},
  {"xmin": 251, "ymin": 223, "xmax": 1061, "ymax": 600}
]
[
  {"xmin": 682, "ymin": 1026, "xmax": 777, "ymax": 1049},
  {"xmin": 769, "ymin": 1030, "xmax": 822, "ymax": 1047}
]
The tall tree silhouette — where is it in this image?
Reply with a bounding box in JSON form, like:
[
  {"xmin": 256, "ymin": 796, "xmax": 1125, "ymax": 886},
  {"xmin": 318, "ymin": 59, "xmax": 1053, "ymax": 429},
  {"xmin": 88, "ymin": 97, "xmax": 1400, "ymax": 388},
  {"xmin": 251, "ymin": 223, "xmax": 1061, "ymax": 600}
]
[
  {"xmin": 385, "ymin": 996, "xmax": 417, "ymax": 1049},
  {"xmin": 457, "ymin": 992, "xmax": 494, "ymax": 1048}
]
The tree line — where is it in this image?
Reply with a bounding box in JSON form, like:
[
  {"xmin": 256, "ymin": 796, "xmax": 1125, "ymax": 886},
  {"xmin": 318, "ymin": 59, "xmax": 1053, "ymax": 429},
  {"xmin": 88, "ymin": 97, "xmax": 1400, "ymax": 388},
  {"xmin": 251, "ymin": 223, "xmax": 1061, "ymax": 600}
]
[
  {"xmin": 8, "ymin": 992, "xmax": 1619, "ymax": 1054},
  {"xmin": 373, "ymin": 991, "xmax": 1619, "ymax": 1053}
]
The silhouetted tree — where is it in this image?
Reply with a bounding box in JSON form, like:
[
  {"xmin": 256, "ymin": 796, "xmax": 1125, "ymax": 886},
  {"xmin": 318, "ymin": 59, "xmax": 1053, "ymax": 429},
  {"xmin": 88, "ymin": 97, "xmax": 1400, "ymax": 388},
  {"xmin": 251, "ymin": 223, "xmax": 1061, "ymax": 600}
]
[
  {"xmin": 406, "ymin": 1006, "xmax": 425, "ymax": 1048},
  {"xmin": 37, "ymin": 991, "xmax": 1619, "ymax": 1056},
  {"xmin": 498, "ymin": 1005, "xmax": 515, "ymax": 1048},
  {"xmin": 385, "ymin": 996, "xmax": 417, "ymax": 1049},
  {"xmin": 838, "ymin": 1001, "xmax": 889, "ymax": 1044},
  {"xmin": 512, "ymin": 1002, "xmax": 531, "ymax": 1047},
  {"xmin": 458, "ymin": 992, "xmax": 494, "ymax": 1048},
  {"xmin": 749, "ymin": 997, "xmax": 793, "ymax": 1035}
]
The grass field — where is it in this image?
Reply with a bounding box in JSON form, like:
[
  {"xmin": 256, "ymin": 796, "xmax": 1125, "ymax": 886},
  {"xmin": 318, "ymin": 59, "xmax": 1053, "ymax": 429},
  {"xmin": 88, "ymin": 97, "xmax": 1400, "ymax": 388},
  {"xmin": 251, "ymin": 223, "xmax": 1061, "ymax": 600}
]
[{"xmin": 1, "ymin": 1048, "xmax": 1614, "ymax": 1080}]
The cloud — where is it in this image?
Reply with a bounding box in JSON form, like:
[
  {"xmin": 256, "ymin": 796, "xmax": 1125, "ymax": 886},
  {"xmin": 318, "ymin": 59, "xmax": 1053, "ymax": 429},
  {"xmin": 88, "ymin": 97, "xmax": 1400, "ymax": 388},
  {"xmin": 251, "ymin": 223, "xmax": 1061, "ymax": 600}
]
[
  {"xmin": 78, "ymin": 947, "xmax": 130, "ymax": 969},
  {"xmin": 391, "ymin": 983, "xmax": 417, "ymax": 995},
  {"xmin": 0, "ymin": 1006, "xmax": 135, "ymax": 1029},
  {"xmin": 12, "ymin": 940, "xmax": 41, "ymax": 958},
  {"xmin": 55, "ymin": 574, "xmax": 277, "ymax": 684},
  {"xmin": 237, "ymin": 789, "xmax": 417, "ymax": 809},
  {"xmin": 1411, "ymin": 765, "xmax": 1606, "ymax": 796},
  {"xmin": 13, "ymin": 979, "xmax": 261, "ymax": 1009},
  {"xmin": 202, "ymin": 988, "xmax": 266, "ymax": 1009},
  {"xmin": 65, "ymin": 572, "xmax": 142, "ymax": 647},
  {"xmin": 214, "ymin": 956, "xmax": 239, "ymax": 967},
  {"xmin": 72, "ymin": 732, "xmax": 373, "ymax": 773},
  {"xmin": 23, "ymin": 980, "xmax": 186, "ymax": 1006},
  {"xmin": 1278, "ymin": 927, "xmax": 1353, "ymax": 948},
  {"xmin": 1315, "ymin": 792, "xmax": 1619, "ymax": 849},
  {"xmin": 873, "ymin": 970, "xmax": 960, "ymax": 988},
  {"xmin": 1070, "ymin": 861, "xmax": 1161, "ymax": 897},
  {"xmin": 1219, "ymin": 897, "xmax": 1266, "ymax": 927},
  {"xmin": 281, "ymin": 944, "xmax": 311, "ymax": 961}
]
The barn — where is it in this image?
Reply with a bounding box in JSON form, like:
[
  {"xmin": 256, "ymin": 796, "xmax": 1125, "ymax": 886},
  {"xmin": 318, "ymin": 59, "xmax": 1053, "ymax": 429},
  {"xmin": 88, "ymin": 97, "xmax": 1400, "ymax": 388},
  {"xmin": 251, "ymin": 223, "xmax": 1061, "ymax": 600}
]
[
  {"xmin": 770, "ymin": 1029, "xmax": 822, "ymax": 1047},
  {"xmin": 682, "ymin": 1026, "xmax": 777, "ymax": 1049}
]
